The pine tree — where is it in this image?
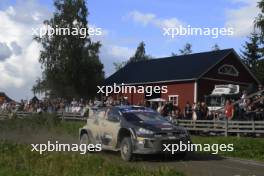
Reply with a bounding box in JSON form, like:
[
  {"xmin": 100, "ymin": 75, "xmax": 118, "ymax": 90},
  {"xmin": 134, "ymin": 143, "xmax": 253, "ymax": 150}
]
[
  {"xmin": 128, "ymin": 41, "xmax": 151, "ymax": 63},
  {"xmin": 113, "ymin": 41, "xmax": 151, "ymax": 71},
  {"xmin": 179, "ymin": 43, "xmax": 192, "ymax": 55},
  {"xmin": 240, "ymin": 32, "xmax": 262, "ymax": 69},
  {"xmin": 212, "ymin": 44, "xmax": 220, "ymax": 51},
  {"xmin": 255, "ymin": 0, "xmax": 264, "ymax": 40}
]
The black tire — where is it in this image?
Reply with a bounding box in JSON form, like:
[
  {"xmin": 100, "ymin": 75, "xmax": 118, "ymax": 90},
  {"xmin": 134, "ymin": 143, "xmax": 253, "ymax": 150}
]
[
  {"xmin": 80, "ymin": 133, "xmax": 90, "ymax": 145},
  {"xmin": 120, "ymin": 137, "xmax": 133, "ymax": 161}
]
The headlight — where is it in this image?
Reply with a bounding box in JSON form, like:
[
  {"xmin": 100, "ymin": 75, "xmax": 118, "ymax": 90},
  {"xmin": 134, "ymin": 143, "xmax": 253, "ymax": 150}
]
[{"xmin": 136, "ymin": 128, "xmax": 154, "ymax": 135}]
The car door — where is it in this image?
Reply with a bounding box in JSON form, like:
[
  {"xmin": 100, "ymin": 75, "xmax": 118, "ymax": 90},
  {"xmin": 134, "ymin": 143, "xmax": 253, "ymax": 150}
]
[
  {"xmin": 100, "ymin": 107, "xmax": 121, "ymax": 148},
  {"xmin": 88, "ymin": 109, "xmax": 105, "ymax": 144}
]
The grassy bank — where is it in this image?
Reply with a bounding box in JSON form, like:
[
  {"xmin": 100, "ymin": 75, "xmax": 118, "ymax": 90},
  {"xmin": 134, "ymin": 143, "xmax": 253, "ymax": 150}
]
[
  {"xmin": 0, "ymin": 115, "xmax": 184, "ymax": 176},
  {"xmin": 0, "ymin": 114, "xmax": 263, "ymax": 176},
  {"xmin": 0, "ymin": 113, "xmax": 84, "ymax": 137},
  {"xmin": 0, "ymin": 142, "xmax": 184, "ymax": 176},
  {"xmin": 192, "ymin": 136, "xmax": 264, "ymax": 161}
]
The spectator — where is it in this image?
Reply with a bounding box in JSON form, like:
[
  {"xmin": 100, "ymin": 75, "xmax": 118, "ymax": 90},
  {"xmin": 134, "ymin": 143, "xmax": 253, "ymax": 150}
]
[
  {"xmin": 172, "ymin": 105, "xmax": 181, "ymax": 119},
  {"xmin": 161, "ymin": 102, "xmax": 168, "ymax": 116},
  {"xmin": 224, "ymin": 99, "xmax": 234, "ymax": 120},
  {"xmin": 200, "ymin": 102, "xmax": 209, "ymax": 120},
  {"xmin": 195, "ymin": 102, "xmax": 202, "ymax": 119},
  {"xmin": 184, "ymin": 101, "xmax": 192, "ymax": 119},
  {"xmin": 157, "ymin": 102, "xmax": 164, "ymax": 114},
  {"xmin": 192, "ymin": 102, "xmax": 198, "ymax": 121}
]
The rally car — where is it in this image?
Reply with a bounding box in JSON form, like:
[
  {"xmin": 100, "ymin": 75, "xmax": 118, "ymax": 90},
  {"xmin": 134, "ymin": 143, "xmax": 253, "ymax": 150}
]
[{"xmin": 79, "ymin": 105, "xmax": 190, "ymax": 161}]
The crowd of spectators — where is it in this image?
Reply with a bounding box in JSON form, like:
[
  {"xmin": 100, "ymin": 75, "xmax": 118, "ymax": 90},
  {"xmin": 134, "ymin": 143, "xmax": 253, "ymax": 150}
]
[
  {"xmin": 0, "ymin": 98, "xmax": 96, "ymax": 116},
  {"xmin": 0, "ymin": 85, "xmax": 263, "ymax": 121},
  {"xmin": 150, "ymin": 101, "xmax": 210, "ymax": 121},
  {"xmin": 235, "ymin": 84, "xmax": 264, "ymax": 120},
  {"xmin": 148, "ymin": 85, "xmax": 264, "ymax": 121}
]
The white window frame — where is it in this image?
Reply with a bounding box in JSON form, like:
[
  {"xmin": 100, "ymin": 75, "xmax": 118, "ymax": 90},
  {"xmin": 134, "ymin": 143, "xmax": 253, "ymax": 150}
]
[
  {"xmin": 218, "ymin": 64, "xmax": 239, "ymax": 77},
  {"xmin": 168, "ymin": 95, "xmax": 179, "ymax": 106}
]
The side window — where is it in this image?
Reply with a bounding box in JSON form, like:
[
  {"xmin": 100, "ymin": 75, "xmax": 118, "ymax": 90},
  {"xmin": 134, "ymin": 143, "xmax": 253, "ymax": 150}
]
[
  {"xmin": 107, "ymin": 108, "xmax": 120, "ymax": 122},
  {"xmin": 96, "ymin": 110, "xmax": 106, "ymax": 120}
]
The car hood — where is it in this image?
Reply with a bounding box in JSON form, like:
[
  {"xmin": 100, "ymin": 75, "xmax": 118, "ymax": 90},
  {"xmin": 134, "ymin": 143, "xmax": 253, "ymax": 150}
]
[{"xmin": 131, "ymin": 119, "xmax": 182, "ymax": 132}]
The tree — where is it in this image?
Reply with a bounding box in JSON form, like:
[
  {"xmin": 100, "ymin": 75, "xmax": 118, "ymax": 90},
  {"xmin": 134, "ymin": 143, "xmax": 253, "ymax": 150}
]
[
  {"xmin": 255, "ymin": 0, "xmax": 264, "ymax": 40},
  {"xmin": 113, "ymin": 41, "xmax": 151, "ymax": 71},
  {"xmin": 255, "ymin": 60, "xmax": 264, "ymax": 83},
  {"xmin": 240, "ymin": 31, "xmax": 264, "ymax": 83},
  {"xmin": 34, "ymin": 0, "xmax": 104, "ymax": 99},
  {"xmin": 113, "ymin": 61, "xmax": 126, "ymax": 71},
  {"xmin": 128, "ymin": 41, "xmax": 151, "ymax": 63},
  {"xmin": 179, "ymin": 43, "xmax": 192, "ymax": 55},
  {"xmin": 240, "ymin": 32, "xmax": 262, "ymax": 68},
  {"xmin": 212, "ymin": 44, "xmax": 220, "ymax": 51},
  {"xmin": 249, "ymin": 0, "xmax": 264, "ymax": 83},
  {"xmin": 171, "ymin": 52, "xmax": 177, "ymax": 56}
]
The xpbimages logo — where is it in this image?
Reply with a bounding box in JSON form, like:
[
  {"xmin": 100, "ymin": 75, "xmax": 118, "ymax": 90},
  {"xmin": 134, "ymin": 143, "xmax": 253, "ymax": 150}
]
[
  {"xmin": 163, "ymin": 25, "xmax": 234, "ymax": 38},
  {"xmin": 31, "ymin": 141, "xmax": 102, "ymax": 154},
  {"xmin": 32, "ymin": 25, "xmax": 102, "ymax": 38},
  {"xmin": 97, "ymin": 83, "xmax": 168, "ymax": 96},
  {"xmin": 163, "ymin": 141, "xmax": 234, "ymax": 154}
]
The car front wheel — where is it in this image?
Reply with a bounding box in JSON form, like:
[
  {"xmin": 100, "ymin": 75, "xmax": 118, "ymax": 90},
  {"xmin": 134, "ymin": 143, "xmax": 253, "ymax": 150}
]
[
  {"xmin": 120, "ymin": 137, "xmax": 133, "ymax": 161},
  {"xmin": 80, "ymin": 133, "xmax": 90, "ymax": 145}
]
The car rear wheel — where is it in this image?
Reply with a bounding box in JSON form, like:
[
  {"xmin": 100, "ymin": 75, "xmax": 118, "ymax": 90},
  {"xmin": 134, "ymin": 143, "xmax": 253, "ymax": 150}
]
[{"xmin": 120, "ymin": 137, "xmax": 133, "ymax": 161}]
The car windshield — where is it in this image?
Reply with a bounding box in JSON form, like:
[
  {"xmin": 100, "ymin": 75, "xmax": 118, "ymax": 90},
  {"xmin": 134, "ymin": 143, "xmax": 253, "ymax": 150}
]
[{"xmin": 122, "ymin": 112, "xmax": 164, "ymax": 122}]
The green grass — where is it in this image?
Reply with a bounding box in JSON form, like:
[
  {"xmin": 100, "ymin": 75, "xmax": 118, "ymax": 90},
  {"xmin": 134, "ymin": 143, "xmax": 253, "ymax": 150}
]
[
  {"xmin": 192, "ymin": 136, "xmax": 264, "ymax": 161},
  {"xmin": 0, "ymin": 113, "xmax": 84, "ymax": 137},
  {"xmin": 0, "ymin": 115, "xmax": 184, "ymax": 176},
  {"xmin": 0, "ymin": 142, "xmax": 184, "ymax": 176},
  {"xmin": 1, "ymin": 114, "xmax": 264, "ymax": 176}
]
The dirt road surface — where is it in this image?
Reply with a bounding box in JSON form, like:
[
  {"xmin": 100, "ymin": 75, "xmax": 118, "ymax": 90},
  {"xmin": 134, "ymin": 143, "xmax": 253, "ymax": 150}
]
[{"xmin": 100, "ymin": 151, "xmax": 264, "ymax": 176}]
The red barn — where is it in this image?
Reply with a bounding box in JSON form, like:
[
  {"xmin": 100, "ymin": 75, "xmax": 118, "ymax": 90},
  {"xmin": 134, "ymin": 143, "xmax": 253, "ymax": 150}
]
[{"xmin": 105, "ymin": 49, "xmax": 259, "ymax": 110}]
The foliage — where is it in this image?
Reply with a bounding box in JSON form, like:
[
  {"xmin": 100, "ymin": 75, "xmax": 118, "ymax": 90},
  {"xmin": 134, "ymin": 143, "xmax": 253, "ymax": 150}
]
[
  {"xmin": 179, "ymin": 43, "xmax": 192, "ymax": 55},
  {"xmin": 34, "ymin": 0, "xmax": 104, "ymax": 99},
  {"xmin": 128, "ymin": 41, "xmax": 151, "ymax": 63},
  {"xmin": 240, "ymin": 32, "xmax": 262, "ymax": 68},
  {"xmin": 113, "ymin": 41, "xmax": 151, "ymax": 71},
  {"xmin": 211, "ymin": 44, "xmax": 220, "ymax": 51},
  {"xmin": 113, "ymin": 61, "xmax": 127, "ymax": 71},
  {"xmin": 255, "ymin": 0, "xmax": 264, "ymax": 40}
]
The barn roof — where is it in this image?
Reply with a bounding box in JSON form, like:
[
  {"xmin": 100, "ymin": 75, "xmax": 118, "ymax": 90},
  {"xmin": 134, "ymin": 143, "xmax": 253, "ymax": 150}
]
[
  {"xmin": 105, "ymin": 48, "xmax": 235, "ymax": 85},
  {"xmin": 0, "ymin": 92, "xmax": 14, "ymax": 102}
]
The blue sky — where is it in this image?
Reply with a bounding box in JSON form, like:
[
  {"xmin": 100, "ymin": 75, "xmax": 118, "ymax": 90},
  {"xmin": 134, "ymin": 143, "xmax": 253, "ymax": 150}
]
[{"xmin": 0, "ymin": 0, "xmax": 260, "ymax": 100}]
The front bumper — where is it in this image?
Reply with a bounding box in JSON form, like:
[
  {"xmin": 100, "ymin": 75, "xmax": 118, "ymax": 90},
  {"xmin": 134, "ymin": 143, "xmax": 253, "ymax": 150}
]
[{"xmin": 132, "ymin": 134, "xmax": 191, "ymax": 154}]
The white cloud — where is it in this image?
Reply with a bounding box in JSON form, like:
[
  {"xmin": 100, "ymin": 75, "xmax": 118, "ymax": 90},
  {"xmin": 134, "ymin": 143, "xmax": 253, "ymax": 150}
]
[
  {"xmin": 225, "ymin": 0, "xmax": 260, "ymax": 37},
  {"xmin": 0, "ymin": 42, "xmax": 12, "ymax": 61},
  {"xmin": 10, "ymin": 41, "xmax": 22, "ymax": 55},
  {"xmin": 107, "ymin": 45, "xmax": 134, "ymax": 59},
  {"xmin": 127, "ymin": 10, "xmax": 183, "ymax": 29},
  {"xmin": 99, "ymin": 44, "xmax": 135, "ymax": 77},
  {"xmin": 90, "ymin": 28, "xmax": 135, "ymax": 77},
  {"xmin": 0, "ymin": 0, "xmax": 50, "ymax": 100},
  {"xmin": 0, "ymin": 1, "xmax": 135, "ymax": 100}
]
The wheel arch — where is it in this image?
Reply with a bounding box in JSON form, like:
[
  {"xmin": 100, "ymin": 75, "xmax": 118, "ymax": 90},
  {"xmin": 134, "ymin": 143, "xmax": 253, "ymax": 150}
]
[
  {"xmin": 116, "ymin": 128, "xmax": 135, "ymax": 148},
  {"xmin": 79, "ymin": 128, "xmax": 92, "ymax": 140}
]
